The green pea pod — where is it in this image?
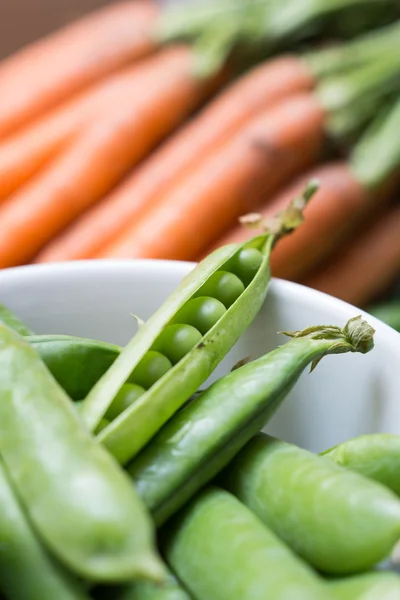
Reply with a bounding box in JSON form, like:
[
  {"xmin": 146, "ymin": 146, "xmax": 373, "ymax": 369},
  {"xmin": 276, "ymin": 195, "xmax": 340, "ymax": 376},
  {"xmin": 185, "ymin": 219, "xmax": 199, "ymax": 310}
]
[
  {"xmin": 162, "ymin": 487, "xmax": 334, "ymax": 600},
  {"xmin": 0, "ymin": 303, "xmax": 34, "ymax": 336},
  {"xmin": 92, "ymin": 182, "xmax": 318, "ymax": 464},
  {"xmin": 328, "ymin": 572, "xmax": 400, "ymax": 600},
  {"xmin": 0, "ymin": 458, "xmax": 88, "ymax": 600},
  {"xmin": 222, "ymin": 433, "xmax": 400, "ymax": 575},
  {"xmin": 89, "ymin": 182, "xmax": 320, "ymax": 464},
  {"xmin": 28, "ymin": 335, "xmax": 122, "ymax": 400},
  {"xmin": 128, "ymin": 316, "xmax": 375, "ymax": 526},
  {"xmin": 0, "ymin": 325, "xmax": 164, "ymax": 584},
  {"xmin": 321, "ymin": 433, "xmax": 400, "ymax": 496},
  {"xmin": 88, "ymin": 235, "xmax": 271, "ymax": 465}
]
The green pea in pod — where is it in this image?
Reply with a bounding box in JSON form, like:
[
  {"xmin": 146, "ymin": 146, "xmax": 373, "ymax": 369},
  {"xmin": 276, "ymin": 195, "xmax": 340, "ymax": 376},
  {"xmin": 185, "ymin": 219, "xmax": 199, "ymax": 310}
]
[
  {"xmin": 321, "ymin": 433, "xmax": 400, "ymax": 497},
  {"xmin": 221, "ymin": 433, "xmax": 400, "ymax": 575},
  {"xmin": 128, "ymin": 315, "xmax": 375, "ymax": 526},
  {"xmin": 86, "ymin": 182, "xmax": 319, "ymax": 465}
]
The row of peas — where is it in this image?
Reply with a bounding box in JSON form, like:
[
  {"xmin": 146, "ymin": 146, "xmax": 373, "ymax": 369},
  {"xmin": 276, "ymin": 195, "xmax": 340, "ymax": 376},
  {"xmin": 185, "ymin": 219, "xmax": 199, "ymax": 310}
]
[{"xmin": 101, "ymin": 248, "xmax": 264, "ymax": 425}]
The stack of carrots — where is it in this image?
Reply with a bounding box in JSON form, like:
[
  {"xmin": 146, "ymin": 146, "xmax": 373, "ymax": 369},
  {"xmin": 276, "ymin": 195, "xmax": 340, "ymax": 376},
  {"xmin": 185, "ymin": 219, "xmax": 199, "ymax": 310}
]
[{"xmin": 1, "ymin": 0, "xmax": 400, "ymax": 311}]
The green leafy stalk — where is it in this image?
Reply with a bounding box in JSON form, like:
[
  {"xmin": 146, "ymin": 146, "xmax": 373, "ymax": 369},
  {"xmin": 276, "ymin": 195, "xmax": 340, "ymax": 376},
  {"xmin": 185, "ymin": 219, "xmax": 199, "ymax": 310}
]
[
  {"xmin": 304, "ymin": 20, "xmax": 400, "ymax": 78},
  {"xmin": 350, "ymin": 97, "xmax": 400, "ymax": 190},
  {"xmin": 156, "ymin": 0, "xmax": 400, "ymax": 77}
]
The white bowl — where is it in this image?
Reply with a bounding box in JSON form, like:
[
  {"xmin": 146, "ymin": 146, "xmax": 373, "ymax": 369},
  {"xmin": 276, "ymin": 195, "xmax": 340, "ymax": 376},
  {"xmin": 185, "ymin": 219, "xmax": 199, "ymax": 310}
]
[{"xmin": 0, "ymin": 259, "xmax": 399, "ymax": 453}]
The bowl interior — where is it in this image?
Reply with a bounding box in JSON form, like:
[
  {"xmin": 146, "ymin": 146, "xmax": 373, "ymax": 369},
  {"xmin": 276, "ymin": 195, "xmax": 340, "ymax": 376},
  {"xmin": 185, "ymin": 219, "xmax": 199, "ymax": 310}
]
[{"xmin": 0, "ymin": 259, "xmax": 399, "ymax": 453}]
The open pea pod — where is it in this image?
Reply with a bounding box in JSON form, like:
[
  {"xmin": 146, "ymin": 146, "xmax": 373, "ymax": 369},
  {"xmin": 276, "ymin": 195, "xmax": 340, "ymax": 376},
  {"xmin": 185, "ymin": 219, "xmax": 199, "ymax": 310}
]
[{"xmin": 86, "ymin": 182, "xmax": 319, "ymax": 465}]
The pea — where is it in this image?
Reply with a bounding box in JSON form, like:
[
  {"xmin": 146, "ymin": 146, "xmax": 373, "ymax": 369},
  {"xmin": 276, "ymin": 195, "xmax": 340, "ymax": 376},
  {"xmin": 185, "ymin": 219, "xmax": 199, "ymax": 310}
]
[
  {"xmin": 194, "ymin": 271, "xmax": 245, "ymax": 308},
  {"xmin": 131, "ymin": 351, "xmax": 173, "ymax": 389},
  {"xmin": 153, "ymin": 324, "xmax": 203, "ymax": 365},
  {"xmin": 106, "ymin": 384, "xmax": 146, "ymax": 421},
  {"xmin": 230, "ymin": 247, "xmax": 263, "ymax": 286},
  {"xmin": 172, "ymin": 297, "xmax": 226, "ymax": 334},
  {"xmin": 163, "ymin": 487, "xmax": 332, "ymax": 600}
]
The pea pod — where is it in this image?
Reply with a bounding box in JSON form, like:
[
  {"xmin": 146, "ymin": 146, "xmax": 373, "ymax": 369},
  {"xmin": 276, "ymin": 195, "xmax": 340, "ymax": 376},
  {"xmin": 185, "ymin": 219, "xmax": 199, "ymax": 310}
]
[
  {"xmin": 89, "ymin": 237, "xmax": 270, "ymax": 464},
  {"xmin": 321, "ymin": 433, "xmax": 400, "ymax": 496},
  {"xmin": 27, "ymin": 335, "xmax": 122, "ymax": 400},
  {"xmin": 0, "ymin": 303, "xmax": 34, "ymax": 336},
  {"xmin": 162, "ymin": 487, "xmax": 334, "ymax": 600},
  {"xmin": 0, "ymin": 458, "xmax": 88, "ymax": 600},
  {"xmin": 222, "ymin": 433, "xmax": 400, "ymax": 575},
  {"xmin": 128, "ymin": 316, "xmax": 374, "ymax": 526},
  {"xmin": 0, "ymin": 325, "xmax": 164, "ymax": 583},
  {"xmin": 88, "ymin": 183, "xmax": 319, "ymax": 464},
  {"xmin": 328, "ymin": 572, "xmax": 400, "ymax": 600}
]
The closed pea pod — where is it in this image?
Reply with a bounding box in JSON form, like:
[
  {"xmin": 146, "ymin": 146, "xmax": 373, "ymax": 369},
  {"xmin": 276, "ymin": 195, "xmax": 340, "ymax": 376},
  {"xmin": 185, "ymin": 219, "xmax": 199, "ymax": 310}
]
[
  {"xmin": 222, "ymin": 433, "xmax": 400, "ymax": 575},
  {"xmin": 162, "ymin": 487, "xmax": 334, "ymax": 600},
  {"xmin": 0, "ymin": 458, "xmax": 88, "ymax": 600},
  {"xmin": 28, "ymin": 334, "xmax": 122, "ymax": 400},
  {"xmin": 87, "ymin": 182, "xmax": 319, "ymax": 465},
  {"xmin": 128, "ymin": 316, "xmax": 374, "ymax": 526},
  {"xmin": 328, "ymin": 572, "xmax": 400, "ymax": 600},
  {"xmin": 321, "ymin": 433, "xmax": 400, "ymax": 496},
  {"xmin": 0, "ymin": 325, "xmax": 164, "ymax": 583}
]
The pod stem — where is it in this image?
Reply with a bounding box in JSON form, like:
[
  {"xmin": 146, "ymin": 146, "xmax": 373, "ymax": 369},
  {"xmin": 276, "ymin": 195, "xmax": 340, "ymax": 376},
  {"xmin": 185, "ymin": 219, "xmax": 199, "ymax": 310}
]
[
  {"xmin": 239, "ymin": 179, "xmax": 319, "ymax": 245},
  {"xmin": 281, "ymin": 315, "xmax": 375, "ymax": 371}
]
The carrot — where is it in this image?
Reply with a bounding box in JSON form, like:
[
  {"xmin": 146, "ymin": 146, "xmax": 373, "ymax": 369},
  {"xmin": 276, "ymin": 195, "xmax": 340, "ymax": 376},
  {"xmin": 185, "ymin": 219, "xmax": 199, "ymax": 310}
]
[
  {"xmin": 0, "ymin": 1, "xmax": 158, "ymax": 140},
  {"xmin": 211, "ymin": 97, "xmax": 400, "ymax": 280},
  {"xmin": 303, "ymin": 204, "xmax": 400, "ymax": 306},
  {"xmin": 0, "ymin": 46, "xmax": 214, "ymax": 267},
  {"xmin": 213, "ymin": 163, "xmax": 368, "ymax": 279},
  {"xmin": 0, "ymin": 51, "xmax": 174, "ymax": 203},
  {"xmin": 35, "ymin": 55, "xmax": 315, "ymax": 262},
  {"xmin": 96, "ymin": 93, "xmax": 325, "ymax": 261}
]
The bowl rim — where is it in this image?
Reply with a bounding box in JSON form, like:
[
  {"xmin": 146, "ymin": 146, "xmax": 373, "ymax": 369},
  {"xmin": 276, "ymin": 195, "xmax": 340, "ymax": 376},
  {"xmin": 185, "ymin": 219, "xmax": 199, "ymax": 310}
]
[{"xmin": 0, "ymin": 258, "xmax": 399, "ymax": 347}]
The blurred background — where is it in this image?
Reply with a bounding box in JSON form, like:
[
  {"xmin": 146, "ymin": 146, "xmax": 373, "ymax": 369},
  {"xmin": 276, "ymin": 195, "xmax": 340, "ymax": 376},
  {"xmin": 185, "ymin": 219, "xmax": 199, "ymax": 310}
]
[{"xmin": 0, "ymin": 0, "xmax": 399, "ymax": 328}]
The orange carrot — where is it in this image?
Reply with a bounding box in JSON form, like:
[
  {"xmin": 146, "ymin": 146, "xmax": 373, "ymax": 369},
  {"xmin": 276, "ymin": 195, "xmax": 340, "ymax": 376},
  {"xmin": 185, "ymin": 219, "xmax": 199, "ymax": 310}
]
[
  {"xmin": 96, "ymin": 93, "xmax": 325, "ymax": 261},
  {"xmin": 36, "ymin": 58, "xmax": 315, "ymax": 263},
  {"xmin": 212, "ymin": 163, "xmax": 368, "ymax": 280},
  {"xmin": 0, "ymin": 46, "xmax": 214, "ymax": 267},
  {"xmin": 0, "ymin": 51, "xmax": 171, "ymax": 202},
  {"xmin": 303, "ymin": 205, "xmax": 400, "ymax": 306},
  {"xmin": 0, "ymin": 1, "xmax": 158, "ymax": 140}
]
